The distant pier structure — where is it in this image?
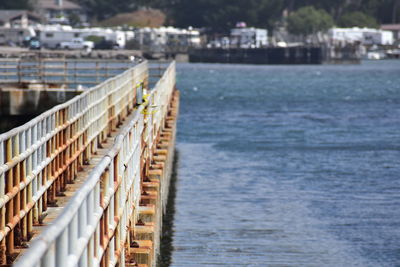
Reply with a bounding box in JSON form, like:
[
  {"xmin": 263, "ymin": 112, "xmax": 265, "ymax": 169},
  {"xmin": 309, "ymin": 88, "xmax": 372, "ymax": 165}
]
[
  {"xmin": 189, "ymin": 45, "xmax": 361, "ymax": 64},
  {"xmin": 0, "ymin": 54, "xmax": 179, "ymax": 266},
  {"xmin": 0, "ymin": 54, "xmax": 139, "ymax": 132}
]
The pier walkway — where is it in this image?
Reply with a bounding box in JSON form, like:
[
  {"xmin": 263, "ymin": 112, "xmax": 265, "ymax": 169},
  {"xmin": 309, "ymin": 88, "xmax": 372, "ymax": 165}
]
[{"xmin": 0, "ymin": 59, "xmax": 179, "ymax": 267}]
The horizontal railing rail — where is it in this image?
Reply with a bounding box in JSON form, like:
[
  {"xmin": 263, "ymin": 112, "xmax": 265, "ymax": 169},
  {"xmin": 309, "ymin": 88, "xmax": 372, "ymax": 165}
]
[
  {"xmin": 0, "ymin": 60, "xmax": 149, "ymax": 264},
  {"xmin": 14, "ymin": 61, "xmax": 176, "ymax": 267}
]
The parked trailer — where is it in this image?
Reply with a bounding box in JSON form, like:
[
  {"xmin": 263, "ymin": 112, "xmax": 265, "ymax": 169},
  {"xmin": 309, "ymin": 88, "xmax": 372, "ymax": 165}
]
[
  {"xmin": 38, "ymin": 25, "xmax": 84, "ymax": 49},
  {"xmin": 0, "ymin": 27, "xmax": 36, "ymax": 45}
]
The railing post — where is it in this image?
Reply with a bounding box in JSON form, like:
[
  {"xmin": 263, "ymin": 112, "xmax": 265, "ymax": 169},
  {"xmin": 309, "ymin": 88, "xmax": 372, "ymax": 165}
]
[
  {"xmin": 42, "ymin": 244, "xmax": 56, "ymax": 267},
  {"xmin": 65, "ymin": 61, "xmax": 68, "ymax": 86},
  {"xmin": 96, "ymin": 61, "xmax": 99, "ymax": 84},
  {"xmin": 109, "ymin": 236, "xmax": 115, "ymax": 266},
  {"xmin": 19, "ymin": 131, "xmax": 28, "ymax": 243},
  {"xmin": 78, "ymin": 200, "xmax": 87, "ymax": 239},
  {"xmin": 68, "ymin": 214, "xmax": 78, "ymax": 256},
  {"xmin": 17, "ymin": 59, "xmax": 21, "ymax": 84},
  {"xmin": 32, "ymin": 124, "xmax": 39, "ymax": 225},
  {"xmin": 88, "ymin": 236, "xmax": 94, "ymax": 266},
  {"xmin": 0, "ymin": 140, "xmax": 5, "ymax": 264},
  {"xmin": 26, "ymin": 127, "xmax": 33, "ymax": 238},
  {"xmin": 55, "ymin": 228, "xmax": 68, "ymax": 266}
]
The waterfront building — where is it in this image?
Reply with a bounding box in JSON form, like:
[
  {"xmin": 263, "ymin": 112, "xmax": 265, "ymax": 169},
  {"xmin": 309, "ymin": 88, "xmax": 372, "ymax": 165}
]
[
  {"xmin": 230, "ymin": 27, "xmax": 268, "ymax": 48},
  {"xmin": 381, "ymin": 24, "xmax": 400, "ymax": 41},
  {"xmin": 328, "ymin": 27, "xmax": 394, "ymax": 46},
  {"xmin": 134, "ymin": 26, "xmax": 201, "ymax": 52}
]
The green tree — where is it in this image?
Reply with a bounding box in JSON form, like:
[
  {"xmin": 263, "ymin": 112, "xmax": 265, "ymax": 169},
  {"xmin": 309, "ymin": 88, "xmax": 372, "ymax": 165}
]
[
  {"xmin": 66, "ymin": 0, "xmax": 398, "ymax": 31},
  {"xmin": 287, "ymin": 6, "xmax": 334, "ymax": 36},
  {"xmin": 68, "ymin": 13, "xmax": 82, "ymax": 26},
  {"xmin": 167, "ymin": 0, "xmax": 287, "ymax": 32},
  {"xmin": 78, "ymin": 0, "xmax": 141, "ymax": 20},
  {"xmin": 284, "ymin": 0, "xmax": 349, "ymax": 18},
  {"xmin": 338, "ymin": 11, "xmax": 379, "ymax": 28}
]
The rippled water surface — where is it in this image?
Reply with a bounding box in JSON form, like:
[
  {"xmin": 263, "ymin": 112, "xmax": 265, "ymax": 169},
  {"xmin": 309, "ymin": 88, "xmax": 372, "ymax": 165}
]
[{"xmin": 169, "ymin": 61, "xmax": 400, "ymax": 267}]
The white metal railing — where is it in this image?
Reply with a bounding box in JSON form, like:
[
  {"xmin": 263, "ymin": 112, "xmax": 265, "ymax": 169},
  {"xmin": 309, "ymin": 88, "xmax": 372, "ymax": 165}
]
[
  {"xmin": 14, "ymin": 61, "xmax": 176, "ymax": 267},
  {"xmin": 0, "ymin": 61, "xmax": 148, "ymax": 263},
  {"xmin": 0, "ymin": 58, "xmax": 137, "ymax": 88}
]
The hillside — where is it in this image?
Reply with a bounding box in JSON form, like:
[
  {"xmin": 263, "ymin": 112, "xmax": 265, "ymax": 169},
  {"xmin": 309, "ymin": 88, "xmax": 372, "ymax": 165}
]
[
  {"xmin": 98, "ymin": 9, "xmax": 166, "ymax": 27},
  {"xmin": 1, "ymin": 0, "xmax": 399, "ymax": 31}
]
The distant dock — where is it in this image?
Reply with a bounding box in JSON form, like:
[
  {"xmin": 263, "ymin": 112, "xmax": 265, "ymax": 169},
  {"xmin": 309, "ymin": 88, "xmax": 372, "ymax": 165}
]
[
  {"xmin": 0, "ymin": 46, "xmax": 142, "ymax": 60},
  {"xmin": 189, "ymin": 46, "xmax": 361, "ymax": 64}
]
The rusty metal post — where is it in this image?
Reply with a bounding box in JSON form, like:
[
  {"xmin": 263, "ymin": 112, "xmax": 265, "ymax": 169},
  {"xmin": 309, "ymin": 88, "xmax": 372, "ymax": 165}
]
[
  {"xmin": 5, "ymin": 138, "xmax": 14, "ymax": 258},
  {"xmin": 0, "ymin": 139, "xmax": 5, "ymax": 263},
  {"xmin": 19, "ymin": 132, "xmax": 28, "ymax": 242},
  {"xmin": 43, "ymin": 168, "xmax": 48, "ymax": 212},
  {"xmin": 0, "ymin": 206, "xmax": 5, "ymax": 264}
]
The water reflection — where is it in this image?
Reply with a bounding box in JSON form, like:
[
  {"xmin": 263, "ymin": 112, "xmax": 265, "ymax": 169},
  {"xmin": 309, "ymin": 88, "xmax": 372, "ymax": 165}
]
[{"xmin": 159, "ymin": 150, "xmax": 179, "ymax": 267}]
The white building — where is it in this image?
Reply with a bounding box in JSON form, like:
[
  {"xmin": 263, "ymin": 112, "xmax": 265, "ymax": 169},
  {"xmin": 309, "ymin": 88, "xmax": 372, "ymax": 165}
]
[
  {"xmin": 381, "ymin": 24, "xmax": 400, "ymax": 41},
  {"xmin": 363, "ymin": 30, "xmax": 393, "ymax": 45},
  {"xmin": 230, "ymin": 27, "xmax": 268, "ymax": 48},
  {"xmin": 165, "ymin": 27, "xmax": 201, "ymax": 47},
  {"xmin": 135, "ymin": 27, "xmax": 165, "ymax": 51},
  {"xmin": 135, "ymin": 27, "xmax": 201, "ymax": 52},
  {"xmin": 329, "ymin": 27, "xmax": 394, "ymax": 46}
]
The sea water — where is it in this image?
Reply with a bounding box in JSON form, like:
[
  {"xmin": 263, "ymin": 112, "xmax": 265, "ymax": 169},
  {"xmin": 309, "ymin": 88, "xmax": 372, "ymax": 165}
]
[{"xmin": 167, "ymin": 61, "xmax": 400, "ymax": 267}]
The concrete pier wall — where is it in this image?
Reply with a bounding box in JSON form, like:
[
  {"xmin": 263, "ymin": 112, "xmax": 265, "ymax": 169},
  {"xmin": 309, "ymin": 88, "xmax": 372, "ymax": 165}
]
[{"xmin": 0, "ymin": 88, "xmax": 80, "ymax": 116}]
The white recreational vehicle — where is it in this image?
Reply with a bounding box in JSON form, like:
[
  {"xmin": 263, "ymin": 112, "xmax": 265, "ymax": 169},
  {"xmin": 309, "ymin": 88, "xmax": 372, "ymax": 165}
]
[
  {"xmin": 38, "ymin": 25, "xmax": 130, "ymax": 49},
  {"xmin": 80, "ymin": 28, "xmax": 128, "ymax": 48},
  {"xmin": 0, "ymin": 27, "xmax": 36, "ymax": 45},
  {"xmin": 38, "ymin": 25, "xmax": 83, "ymax": 48}
]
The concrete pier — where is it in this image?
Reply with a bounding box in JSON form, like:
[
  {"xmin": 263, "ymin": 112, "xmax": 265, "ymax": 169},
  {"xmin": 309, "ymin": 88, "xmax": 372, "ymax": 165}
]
[{"xmin": 0, "ymin": 86, "xmax": 80, "ymax": 116}]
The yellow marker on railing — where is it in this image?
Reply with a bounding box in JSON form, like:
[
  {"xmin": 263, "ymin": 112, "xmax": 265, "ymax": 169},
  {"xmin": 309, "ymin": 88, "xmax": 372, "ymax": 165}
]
[
  {"xmin": 135, "ymin": 94, "xmax": 159, "ymax": 115},
  {"xmin": 142, "ymin": 106, "xmax": 159, "ymax": 115}
]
